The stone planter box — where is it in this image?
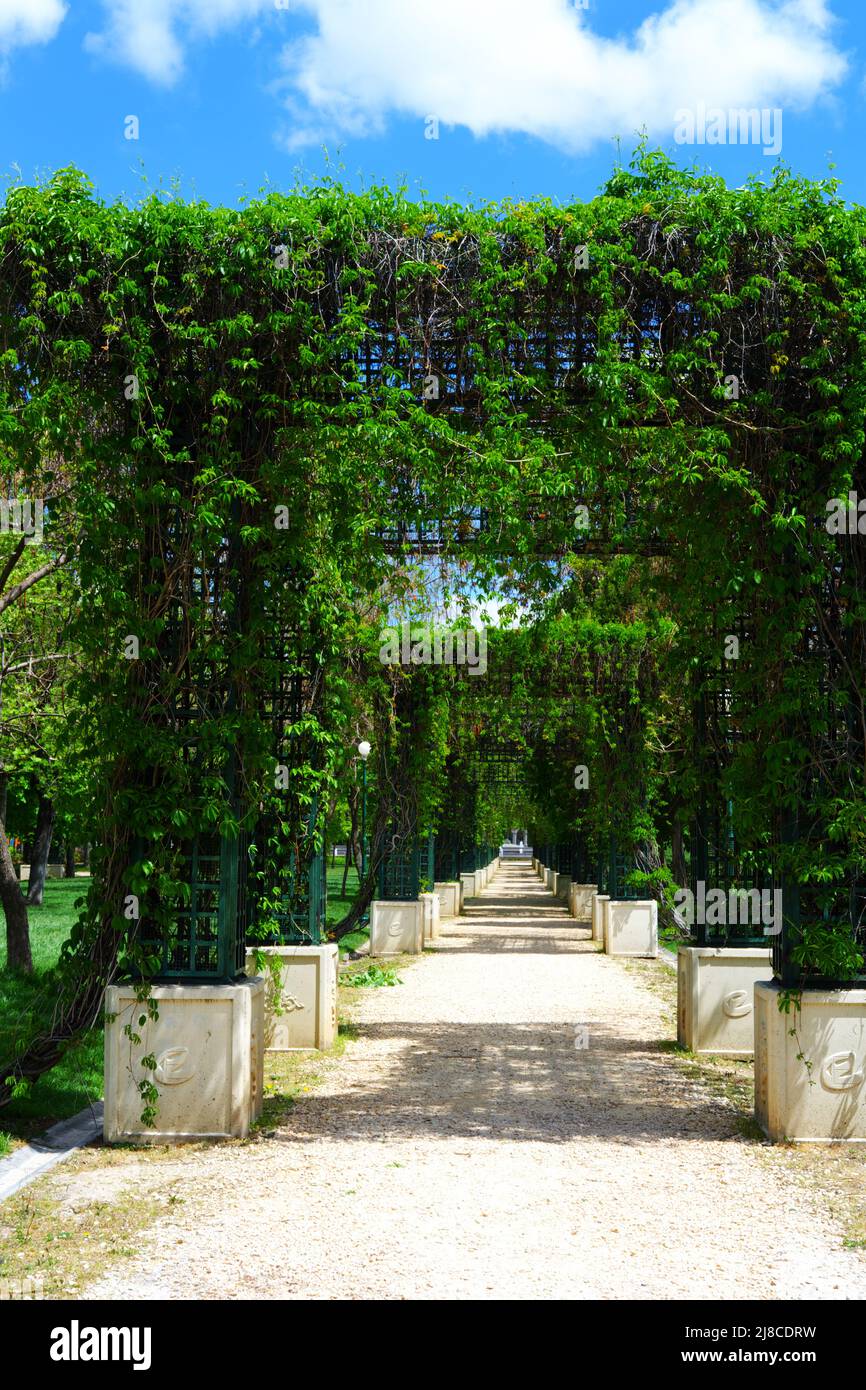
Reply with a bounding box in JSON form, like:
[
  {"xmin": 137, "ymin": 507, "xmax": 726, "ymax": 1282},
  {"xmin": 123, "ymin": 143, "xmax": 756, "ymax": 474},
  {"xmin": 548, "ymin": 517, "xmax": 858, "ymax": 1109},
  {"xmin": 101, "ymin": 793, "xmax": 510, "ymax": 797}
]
[
  {"xmin": 434, "ymin": 881, "xmax": 460, "ymax": 919},
  {"xmin": 603, "ymin": 899, "xmax": 658, "ymax": 957},
  {"xmin": 569, "ymin": 883, "xmax": 597, "ymax": 922},
  {"xmin": 755, "ymin": 981, "xmax": 866, "ymax": 1142},
  {"xmin": 18, "ymin": 863, "xmax": 67, "ymax": 881},
  {"xmin": 556, "ymin": 873, "xmax": 572, "ymax": 902},
  {"xmin": 677, "ymin": 946, "xmax": 772, "ymax": 1057},
  {"xmin": 591, "ymin": 893, "xmax": 610, "ymax": 942},
  {"xmin": 244, "ymin": 944, "xmax": 338, "ymax": 1051},
  {"xmin": 104, "ymin": 977, "xmax": 264, "ymax": 1144},
  {"xmin": 419, "ymin": 891, "xmax": 440, "ymax": 943},
  {"xmin": 545, "ymin": 868, "xmax": 555, "ymax": 890},
  {"xmin": 460, "ymin": 872, "xmax": 475, "ymax": 905},
  {"xmin": 370, "ymin": 899, "xmax": 423, "ymax": 956}
]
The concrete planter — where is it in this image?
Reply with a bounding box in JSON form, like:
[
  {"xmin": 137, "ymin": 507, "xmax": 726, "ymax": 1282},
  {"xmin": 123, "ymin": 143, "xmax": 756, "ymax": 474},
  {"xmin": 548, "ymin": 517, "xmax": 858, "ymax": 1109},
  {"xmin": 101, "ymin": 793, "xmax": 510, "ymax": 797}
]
[
  {"xmin": 755, "ymin": 981, "xmax": 866, "ymax": 1142},
  {"xmin": 460, "ymin": 872, "xmax": 475, "ymax": 905},
  {"xmin": 244, "ymin": 944, "xmax": 338, "ymax": 1051},
  {"xmin": 419, "ymin": 891, "xmax": 440, "ymax": 943},
  {"xmin": 104, "ymin": 977, "xmax": 264, "ymax": 1144},
  {"xmin": 677, "ymin": 946, "xmax": 772, "ymax": 1057},
  {"xmin": 603, "ymin": 899, "xmax": 658, "ymax": 958},
  {"xmin": 433, "ymin": 881, "xmax": 460, "ymax": 919},
  {"xmin": 569, "ymin": 883, "xmax": 597, "ymax": 922},
  {"xmin": 591, "ymin": 893, "xmax": 610, "ymax": 943},
  {"xmin": 556, "ymin": 873, "xmax": 572, "ymax": 903},
  {"xmin": 18, "ymin": 863, "xmax": 67, "ymax": 881},
  {"xmin": 370, "ymin": 899, "xmax": 424, "ymax": 956},
  {"xmin": 545, "ymin": 868, "xmax": 555, "ymax": 890}
]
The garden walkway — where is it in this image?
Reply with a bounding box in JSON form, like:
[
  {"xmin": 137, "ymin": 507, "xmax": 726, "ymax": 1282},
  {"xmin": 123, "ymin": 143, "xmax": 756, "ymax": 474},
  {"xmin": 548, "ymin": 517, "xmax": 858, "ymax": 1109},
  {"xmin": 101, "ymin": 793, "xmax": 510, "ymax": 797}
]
[{"xmin": 85, "ymin": 862, "xmax": 866, "ymax": 1300}]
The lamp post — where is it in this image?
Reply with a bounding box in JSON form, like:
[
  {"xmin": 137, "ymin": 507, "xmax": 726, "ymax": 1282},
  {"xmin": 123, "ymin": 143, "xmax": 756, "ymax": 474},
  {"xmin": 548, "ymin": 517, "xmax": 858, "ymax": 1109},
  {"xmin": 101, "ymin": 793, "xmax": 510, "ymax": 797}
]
[{"xmin": 358, "ymin": 741, "xmax": 371, "ymax": 886}]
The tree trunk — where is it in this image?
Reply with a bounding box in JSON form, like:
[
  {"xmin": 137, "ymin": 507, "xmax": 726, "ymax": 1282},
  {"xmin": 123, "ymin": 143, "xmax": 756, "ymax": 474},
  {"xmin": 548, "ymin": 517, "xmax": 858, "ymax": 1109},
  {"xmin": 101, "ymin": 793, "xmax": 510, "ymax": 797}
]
[
  {"xmin": 332, "ymin": 791, "xmax": 391, "ymax": 940},
  {"xmin": 25, "ymin": 795, "xmax": 55, "ymax": 907},
  {"xmin": 347, "ymin": 783, "xmax": 362, "ymax": 878},
  {"xmin": 340, "ymin": 842, "xmax": 350, "ymax": 896},
  {"xmin": 0, "ymin": 778, "xmax": 31, "ymax": 972},
  {"xmin": 671, "ymin": 816, "xmax": 688, "ymax": 887},
  {"xmin": 65, "ymin": 841, "xmax": 76, "ymax": 879}
]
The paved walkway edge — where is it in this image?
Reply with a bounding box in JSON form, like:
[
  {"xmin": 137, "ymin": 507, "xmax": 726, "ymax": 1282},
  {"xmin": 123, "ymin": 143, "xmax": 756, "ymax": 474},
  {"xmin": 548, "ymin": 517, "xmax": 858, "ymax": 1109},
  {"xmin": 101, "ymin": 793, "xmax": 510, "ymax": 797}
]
[{"xmin": 0, "ymin": 1102, "xmax": 103, "ymax": 1203}]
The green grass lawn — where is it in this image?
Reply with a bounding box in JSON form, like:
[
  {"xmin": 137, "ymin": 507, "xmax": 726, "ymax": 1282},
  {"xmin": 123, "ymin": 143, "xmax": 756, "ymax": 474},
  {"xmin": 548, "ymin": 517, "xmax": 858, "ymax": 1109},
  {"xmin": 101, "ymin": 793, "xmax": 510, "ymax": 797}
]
[{"xmin": 0, "ymin": 878, "xmax": 103, "ymax": 1144}]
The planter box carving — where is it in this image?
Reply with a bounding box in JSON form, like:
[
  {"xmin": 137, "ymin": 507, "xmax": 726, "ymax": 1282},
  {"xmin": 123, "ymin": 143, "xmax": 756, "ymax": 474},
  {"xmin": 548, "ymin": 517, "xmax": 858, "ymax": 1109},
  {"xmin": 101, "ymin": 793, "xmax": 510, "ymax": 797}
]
[
  {"xmin": 244, "ymin": 944, "xmax": 338, "ymax": 1051},
  {"xmin": 755, "ymin": 981, "xmax": 866, "ymax": 1141},
  {"xmin": 677, "ymin": 946, "xmax": 772, "ymax": 1057},
  {"xmin": 104, "ymin": 977, "xmax": 264, "ymax": 1144},
  {"xmin": 370, "ymin": 899, "xmax": 424, "ymax": 956}
]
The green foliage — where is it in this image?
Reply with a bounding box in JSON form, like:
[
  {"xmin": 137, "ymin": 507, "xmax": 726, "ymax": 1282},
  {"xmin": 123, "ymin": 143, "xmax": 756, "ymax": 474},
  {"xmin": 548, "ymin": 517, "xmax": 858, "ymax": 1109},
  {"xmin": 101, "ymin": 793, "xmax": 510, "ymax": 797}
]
[
  {"xmin": 342, "ymin": 963, "xmax": 402, "ymax": 988},
  {"xmin": 1, "ymin": 146, "xmax": 865, "ymax": 1103}
]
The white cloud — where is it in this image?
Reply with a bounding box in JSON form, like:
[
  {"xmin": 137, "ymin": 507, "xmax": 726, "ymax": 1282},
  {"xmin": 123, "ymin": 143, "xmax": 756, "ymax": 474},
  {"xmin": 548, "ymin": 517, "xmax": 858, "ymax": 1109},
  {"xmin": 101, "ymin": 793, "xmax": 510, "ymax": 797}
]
[
  {"xmin": 277, "ymin": 0, "xmax": 848, "ymax": 151},
  {"xmin": 85, "ymin": 0, "xmax": 271, "ymax": 86},
  {"xmin": 83, "ymin": 0, "xmax": 849, "ymax": 153},
  {"xmin": 0, "ymin": 0, "xmax": 66, "ymax": 52}
]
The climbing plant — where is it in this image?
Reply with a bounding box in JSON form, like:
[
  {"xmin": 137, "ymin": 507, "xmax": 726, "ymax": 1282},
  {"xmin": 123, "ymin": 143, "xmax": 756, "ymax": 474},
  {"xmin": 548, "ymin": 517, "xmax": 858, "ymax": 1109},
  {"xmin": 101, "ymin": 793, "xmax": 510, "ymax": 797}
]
[{"xmin": 2, "ymin": 147, "xmax": 866, "ymax": 1106}]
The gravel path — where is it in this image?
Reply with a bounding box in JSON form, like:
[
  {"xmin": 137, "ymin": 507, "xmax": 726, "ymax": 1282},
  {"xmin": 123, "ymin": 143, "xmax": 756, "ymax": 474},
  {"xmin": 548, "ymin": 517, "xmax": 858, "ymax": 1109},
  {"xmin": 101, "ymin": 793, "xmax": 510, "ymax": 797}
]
[{"xmin": 85, "ymin": 863, "xmax": 866, "ymax": 1300}]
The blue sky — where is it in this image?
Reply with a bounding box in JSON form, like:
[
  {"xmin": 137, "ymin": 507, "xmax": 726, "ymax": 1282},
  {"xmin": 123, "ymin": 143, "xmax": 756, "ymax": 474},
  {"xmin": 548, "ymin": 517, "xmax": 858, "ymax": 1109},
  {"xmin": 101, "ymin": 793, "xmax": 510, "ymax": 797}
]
[{"xmin": 1, "ymin": 0, "xmax": 864, "ymax": 209}]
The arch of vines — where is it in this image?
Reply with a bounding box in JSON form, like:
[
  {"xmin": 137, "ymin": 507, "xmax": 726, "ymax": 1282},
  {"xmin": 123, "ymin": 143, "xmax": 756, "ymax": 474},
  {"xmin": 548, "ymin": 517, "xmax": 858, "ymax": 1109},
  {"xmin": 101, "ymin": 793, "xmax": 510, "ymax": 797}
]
[{"xmin": 1, "ymin": 149, "xmax": 865, "ymax": 1103}]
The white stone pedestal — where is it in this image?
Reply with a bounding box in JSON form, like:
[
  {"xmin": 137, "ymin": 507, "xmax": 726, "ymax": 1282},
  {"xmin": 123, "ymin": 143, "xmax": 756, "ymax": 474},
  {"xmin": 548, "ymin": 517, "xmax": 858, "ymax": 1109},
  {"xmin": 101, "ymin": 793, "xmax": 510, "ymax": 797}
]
[
  {"xmin": 434, "ymin": 881, "xmax": 460, "ymax": 919},
  {"xmin": 370, "ymin": 899, "xmax": 424, "ymax": 956},
  {"xmin": 677, "ymin": 946, "xmax": 772, "ymax": 1057},
  {"xmin": 104, "ymin": 977, "xmax": 264, "ymax": 1144},
  {"xmin": 419, "ymin": 891, "xmax": 440, "ymax": 943},
  {"xmin": 244, "ymin": 944, "xmax": 338, "ymax": 1051},
  {"xmin": 755, "ymin": 981, "xmax": 866, "ymax": 1142},
  {"xmin": 17, "ymin": 863, "xmax": 29, "ymax": 881},
  {"xmin": 591, "ymin": 893, "xmax": 610, "ymax": 943},
  {"xmin": 556, "ymin": 873, "xmax": 572, "ymax": 903},
  {"xmin": 603, "ymin": 899, "xmax": 658, "ymax": 957},
  {"xmin": 460, "ymin": 871, "xmax": 476, "ymax": 903},
  {"xmin": 569, "ymin": 883, "xmax": 598, "ymax": 922}
]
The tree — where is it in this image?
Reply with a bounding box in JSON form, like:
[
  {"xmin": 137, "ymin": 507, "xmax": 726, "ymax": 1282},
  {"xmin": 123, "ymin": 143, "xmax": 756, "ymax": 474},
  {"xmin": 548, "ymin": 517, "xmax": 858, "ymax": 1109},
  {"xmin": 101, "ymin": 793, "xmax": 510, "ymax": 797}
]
[{"xmin": 0, "ymin": 491, "xmax": 75, "ymax": 970}]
